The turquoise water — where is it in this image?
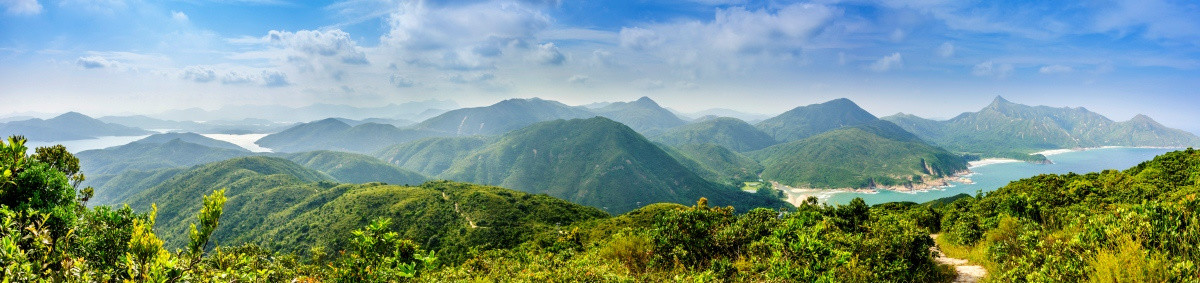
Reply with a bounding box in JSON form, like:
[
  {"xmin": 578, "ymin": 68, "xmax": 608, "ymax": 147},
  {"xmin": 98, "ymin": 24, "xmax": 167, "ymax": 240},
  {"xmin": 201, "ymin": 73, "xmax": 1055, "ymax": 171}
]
[{"xmin": 824, "ymin": 147, "xmax": 1184, "ymax": 206}]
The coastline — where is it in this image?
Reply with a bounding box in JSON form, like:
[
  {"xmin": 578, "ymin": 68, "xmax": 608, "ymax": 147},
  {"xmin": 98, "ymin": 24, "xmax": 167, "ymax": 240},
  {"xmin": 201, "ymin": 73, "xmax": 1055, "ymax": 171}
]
[
  {"xmin": 1032, "ymin": 145, "xmax": 1185, "ymax": 157},
  {"xmin": 968, "ymin": 158, "xmax": 1021, "ymax": 168},
  {"xmin": 773, "ymin": 170, "xmax": 975, "ymax": 206}
]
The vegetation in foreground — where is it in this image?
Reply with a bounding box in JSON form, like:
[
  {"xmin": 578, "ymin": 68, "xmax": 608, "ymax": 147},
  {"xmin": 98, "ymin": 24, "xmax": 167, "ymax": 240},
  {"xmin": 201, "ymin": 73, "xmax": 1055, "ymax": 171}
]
[{"xmin": 3, "ymin": 133, "xmax": 1199, "ymax": 282}]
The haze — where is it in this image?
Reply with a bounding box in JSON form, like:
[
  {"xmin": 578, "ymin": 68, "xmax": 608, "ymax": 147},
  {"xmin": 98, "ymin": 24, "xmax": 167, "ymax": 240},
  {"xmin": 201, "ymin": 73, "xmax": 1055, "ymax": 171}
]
[{"xmin": 1, "ymin": 0, "xmax": 1198, "ymax": 133}]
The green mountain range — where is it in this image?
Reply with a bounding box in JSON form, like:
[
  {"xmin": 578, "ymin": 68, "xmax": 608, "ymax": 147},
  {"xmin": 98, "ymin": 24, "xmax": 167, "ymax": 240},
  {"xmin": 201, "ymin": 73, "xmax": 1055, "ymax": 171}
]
[
  {"xmin": 440, "ymin": 117, "xmax": 787, "ymax": 213},
  {"xmin": 372, "ymin": 136, "xmax": 491, "ymax": 176},
  {"xmin": 280, "ymin": 150, "xmax": 427, "ymax": 185},
  {"xmin": 593, "ymin": 96, "xmax": 687, "ymax": 135},
  {"xmin": 132, "ymin": 132, "xmax": 248, "ymax": 151},
  {"xmin": 652, "ymin": 117, "xmax": 777, "ymax": 152},
  {"xmin": 754, "ymin": 98, "xmax": 879, "ymax": 143},
  {"xmin": 77, "ymin": 137, "xmax": 252, "ymax": 176},
  {"xmin": 750, "ymin": 120, "xmax": 968, "ymax": 189},
  {"xmin": 255, "ymin": 118, "xmax": 440, "ymax": 153},
  {"xmin": 413, "ymin": 98, "xmax": 595, "ymax": 136},
  {"xmin": 0, "ymin": 112, "xmax": 153, "ymax": 141},
  {"xmin": 882, "ymin": 96, "xmax": 1200, "ymax": 159},
  {"xmin": 659, "ymin": 143, "xmax": 764, "ymax": 186}
]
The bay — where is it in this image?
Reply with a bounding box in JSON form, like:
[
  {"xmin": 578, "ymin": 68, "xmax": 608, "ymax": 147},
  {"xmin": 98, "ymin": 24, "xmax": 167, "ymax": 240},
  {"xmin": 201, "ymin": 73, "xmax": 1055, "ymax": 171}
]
[{"xmin": 823, "ymin": 147, "xmax": 1185, "ymax": 206}]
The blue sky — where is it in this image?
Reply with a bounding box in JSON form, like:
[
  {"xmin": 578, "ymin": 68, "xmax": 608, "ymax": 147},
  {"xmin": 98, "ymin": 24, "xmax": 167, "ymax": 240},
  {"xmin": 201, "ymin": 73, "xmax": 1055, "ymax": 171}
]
[{"xmin": 1, "ymin": 0, "xmax": 1198, "ymax": 133}]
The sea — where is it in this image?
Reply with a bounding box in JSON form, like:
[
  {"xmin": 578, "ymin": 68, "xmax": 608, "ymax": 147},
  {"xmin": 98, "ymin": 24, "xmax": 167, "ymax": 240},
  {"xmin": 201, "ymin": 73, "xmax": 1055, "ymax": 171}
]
[
  {"xmin": 22, "ymin": 133, "xmax": 273, "ymax": 154},
  {"xmin": 823, "ymin": 147, "xmax": 1186, "ymax": 206}
]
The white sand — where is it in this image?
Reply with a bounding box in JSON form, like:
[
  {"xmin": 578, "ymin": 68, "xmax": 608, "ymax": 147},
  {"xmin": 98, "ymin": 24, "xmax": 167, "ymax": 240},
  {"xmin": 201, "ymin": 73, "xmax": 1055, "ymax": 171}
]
[{"xmin": 968, "ymin": 158, "xmax": 1021, "ymax": 168}]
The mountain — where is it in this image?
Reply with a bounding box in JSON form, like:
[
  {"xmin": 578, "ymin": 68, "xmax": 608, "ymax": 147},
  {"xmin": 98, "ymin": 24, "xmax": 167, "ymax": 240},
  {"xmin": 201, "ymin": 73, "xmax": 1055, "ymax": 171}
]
[
  {"xmin": 112, "ymin": 154, "xmax": 605, "ymax": 260},
  {"xmin": 593, "ymin": 97, "xmax": 687, "ymax": 135},
  {"xmin": 281, "ymin": 151, "xmax": 427, "ymax": 185},
  {"xmin": 680, "ymin": 108, "xmax": 773, "ymax": 123},
  {"xmin": 652, "ymin": 117, "xmax": 777, "ymax": 152},
  {"xmin": 373, "ymin": 136, "xmax": 491, "ymax": 176},
  {"xmin": 754, "ymin": 98, "xmax": 879, "ymax": 143},
  {"xmin": 750, "ymin": 120, "xmax": 968, "ymax": 189},
  {"xmin": 256, "ymin": 118, "xmax": 352, "ymax": 150},
  {"xmin": 76, "ymin": 138, "xmax": 253, "ymax": 176},
  {"xmin": 0, "ymin": 112, "xmax": 153, "ymax": 141},
  {"xmin": 882, "ymin": 96, "xmax": 1200, "ymax": 158},
  {"xmin": 256, "ymin": 119, "xmax": 441, "ymax": 153},
  {"xmin": 251, "ymin": 181, "xmax": 608, "ymax": 259},
  {"xmin": 440, "ymin": 117, "xmax": 787, "ymax": 214},
  {"xmin": 122, "ymin": 156, "xmax": 333, "ymax": 248},
  {"xmin": 88, "ymin": 167, "xmax": 188, "ymax": 206},
  {"xmin": 131, "ymin": 132, "xmax": 248, "ymax": 151},
  {"xmin": 659, "ymin": 143, "xmax": 764, "ymax": 186},
  {"xmin": 413, "ymin": 98, "xmax": 596, "ymax": 136}
]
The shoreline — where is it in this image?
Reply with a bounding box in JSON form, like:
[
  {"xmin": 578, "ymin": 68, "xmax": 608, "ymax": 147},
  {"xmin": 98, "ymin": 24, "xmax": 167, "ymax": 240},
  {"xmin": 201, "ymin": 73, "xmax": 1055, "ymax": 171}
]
[
  {"xmin": 968, "ymin": 158, "xmax": 1021, "ymax": 168},
  {"xmin": 773, "ymin": 170, "xmax": 975, "ymax": 206},
  {"xmin": 1033, "ymin": 145, "xmax": 1186, "ymax": 157}
]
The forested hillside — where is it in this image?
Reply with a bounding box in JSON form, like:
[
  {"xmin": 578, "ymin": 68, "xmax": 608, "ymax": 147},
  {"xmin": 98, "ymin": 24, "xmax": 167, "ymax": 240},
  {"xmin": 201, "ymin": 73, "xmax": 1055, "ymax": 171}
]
[{"xmin": 4, "ymin": 135, "xmax": 1198, "ymax": 281}]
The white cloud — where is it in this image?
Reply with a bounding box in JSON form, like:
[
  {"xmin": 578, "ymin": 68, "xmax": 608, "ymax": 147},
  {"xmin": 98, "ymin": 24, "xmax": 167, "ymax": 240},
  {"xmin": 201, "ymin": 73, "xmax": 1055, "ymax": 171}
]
[
  {"xmin": 937, "ymin": 42, "xmax": 955, "ymax": 58},
  {"xmin": 180, "ymin": 66, "xmax": 216, "ymax": 82},
  {"xmin": 171, "ymin": 10, "xmax": 188, "ymax": 22},
  {"xmin": 261, "ymin": 70, "xmax": 289, "ymax": 87},
  {"xmin": 567, "ymin": 74, "xmax": 589, "ymax": 84},
  {"xmin": 221, "ymin": 71, "xmax": 256, "ymax": 85},
  {"xmin": 1093, "ymin": 0, "xmax": 1200, "ymax": 43},
  {"xmin": 868, "ymin": 52, "xmax": 903, "ymax": 72},
  {"xmin": 1038, "ymin": 64, "xmax": 1073, "ymax": 74},
  {"xmin": 389, "ymin": 73, "xmax": 414, "ymax": 88},
  {"xmin": 266, "ymin": 29, "xmax": 368, "ymax": 65},
  {"xmin": 619, "ymin": 27, "xmax": 659, "ymax": 50},
  {"xmin": 533, "ymin": 42, "xmax": 564, "ymax": 65},
  {"xmin": 972, "ymin": 61, "xmax": 1014, "ymax": 78},
  {"xmin": 381, "ymin": 1, "xmax": 550, "ymax": 70},
  {"xmin": 2, "ymin": 0, "xmax": 41, "ymax": 15},
  {"xmin": 76, "ymin": 56, "xmax": 118, "ymax": 69}
]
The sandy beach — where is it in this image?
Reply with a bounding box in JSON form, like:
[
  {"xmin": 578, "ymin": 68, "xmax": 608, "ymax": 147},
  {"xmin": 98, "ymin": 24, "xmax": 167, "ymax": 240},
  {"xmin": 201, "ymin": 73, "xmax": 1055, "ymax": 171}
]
[{"xmin": 968, "ymin": 158, "xmax": 1021, "ymax": 168}]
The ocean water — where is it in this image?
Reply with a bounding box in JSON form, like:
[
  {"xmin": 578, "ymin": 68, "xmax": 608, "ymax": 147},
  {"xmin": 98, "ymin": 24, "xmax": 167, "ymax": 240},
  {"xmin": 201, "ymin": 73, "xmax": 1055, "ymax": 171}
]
[
  {"xmin": 823, "ymin": 147, "xmax": 1185, "ymax": 206},
  {"xmin": 23, "ymin": 135, "xmax": 152, "ymax": 154}
]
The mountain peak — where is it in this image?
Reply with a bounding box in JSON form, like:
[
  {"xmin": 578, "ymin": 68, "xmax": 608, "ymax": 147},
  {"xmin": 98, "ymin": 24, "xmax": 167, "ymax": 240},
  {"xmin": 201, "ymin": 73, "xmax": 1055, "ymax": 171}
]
[
  {"xmin": 634, "ymin": 96, "xmax": 656, "ymax": 104},
  {"xmin": 52, "ymin": 111, "xmax": 93, "ymax": 121},
  {"xmin": 1129, "ymin": 114, "xmax": 1159, "ymax": 125},
  {"xmin": 992, "ymin": 96, "xmax": 1010, "ymax": 104}
]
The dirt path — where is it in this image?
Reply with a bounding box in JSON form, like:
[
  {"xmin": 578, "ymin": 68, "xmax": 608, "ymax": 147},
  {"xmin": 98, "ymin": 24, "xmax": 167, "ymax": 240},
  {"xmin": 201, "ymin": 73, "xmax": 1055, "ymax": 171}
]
[{"xmin": 930, "ymin": 234, "xmax": 987, "ymax": 282}]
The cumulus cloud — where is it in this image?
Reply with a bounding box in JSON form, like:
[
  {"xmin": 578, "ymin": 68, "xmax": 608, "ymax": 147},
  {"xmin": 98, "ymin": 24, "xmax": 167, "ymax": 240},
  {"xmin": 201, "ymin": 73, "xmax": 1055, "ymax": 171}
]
[
  {"xmin": 1039, "ymin": 64, "xmax": 1073, "ymax": 74},
  {"xmin": 381, "ymin": 1, "xmax": 550, "ymax": 70},
  {"xmin": 221, "ymin": 71, "xmax": 256, "ymax": 85},
  {"xmin": 567, "ymin": 75, "xmax": 589, "ymax": 84},
  {"xmin": 390, "ymin": 73, "xmax": 415, "ymax": 88},
  {"xmin": 868, "ymin": 52, "xmax": 903, "ymax": 72},
  {"xmin": 172, "ymin": 11, "xmax": 188, "ymax": 22},
  {"xmin": 76, "ymin": 56, "xmax": 118, "ymax": 69},
  {"xmin": 261, "ymin": 70, "xmax": 290, "ymax": 87},
  {"xmin": 533, "ymin": 42, "xmax": 565, "ymax": 65},
  {"xmin": 937, "ymin": 42, "xmax": 955, "ymax": 58},
  {"xmin": 619, "ymin": 27, "xmax": 660, "ymax": 50},
  {"xmin": 180, "ymin": 66, "xmax": 216, "ymax": 83},
  {"xmin": 447, "ymin": 72, "xmax": 495, "ymax": 84},
  {"xmin": 972, "ymin": 61, "xmax": 1014, "ymax": 78},
  {"xmin": 2, "ymin": 0, "xmax": 41, "ymax": 15},
  {"xmin": 266, "ymin": 29, "xmax": 368, "ymax": 65}
]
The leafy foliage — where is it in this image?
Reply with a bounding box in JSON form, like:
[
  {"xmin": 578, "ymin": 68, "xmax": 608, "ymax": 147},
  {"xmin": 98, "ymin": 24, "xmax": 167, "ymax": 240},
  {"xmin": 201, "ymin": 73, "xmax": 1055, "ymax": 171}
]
[{"xmin": 934, "ymin": 148, "xmax": 1200, "ymax": 281}]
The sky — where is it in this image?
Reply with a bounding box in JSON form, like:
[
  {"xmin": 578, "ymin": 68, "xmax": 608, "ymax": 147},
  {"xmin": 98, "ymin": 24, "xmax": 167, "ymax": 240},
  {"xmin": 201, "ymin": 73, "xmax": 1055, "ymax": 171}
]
[{"xmin": 1, "ymin": 0, "xmax": 1198, "ymax": 133}]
